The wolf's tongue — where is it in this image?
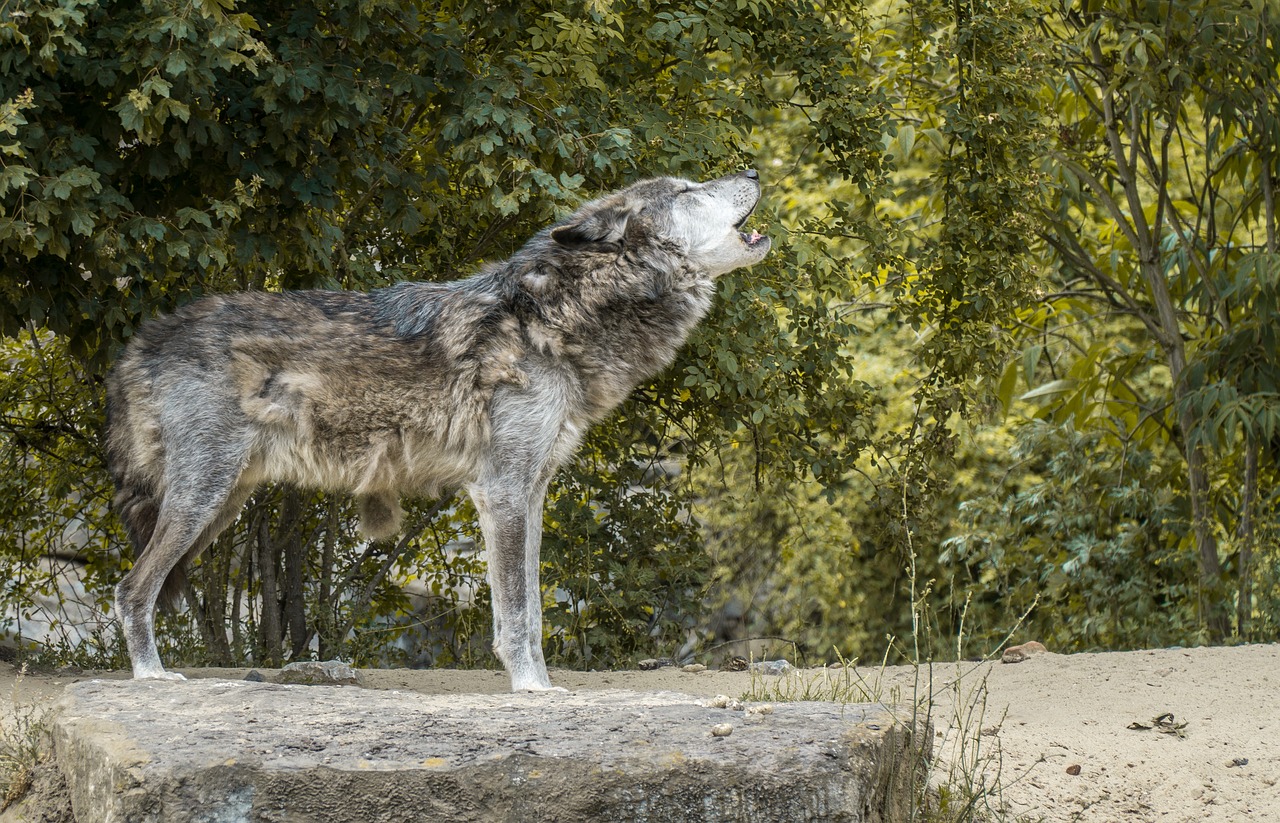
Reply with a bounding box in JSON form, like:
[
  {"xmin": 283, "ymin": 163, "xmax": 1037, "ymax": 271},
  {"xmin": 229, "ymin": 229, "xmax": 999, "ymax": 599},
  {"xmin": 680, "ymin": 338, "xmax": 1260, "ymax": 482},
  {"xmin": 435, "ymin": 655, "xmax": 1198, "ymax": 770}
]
[{"xmin": 750, "ymin": 231, "xmax": 762, "ymax": 243}]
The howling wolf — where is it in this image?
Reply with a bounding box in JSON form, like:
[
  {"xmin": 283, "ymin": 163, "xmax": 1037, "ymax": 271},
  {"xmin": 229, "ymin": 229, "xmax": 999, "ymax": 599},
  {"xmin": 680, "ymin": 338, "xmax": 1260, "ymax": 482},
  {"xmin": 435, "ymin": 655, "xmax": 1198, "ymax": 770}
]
[{"xmin": 106, "ymin": 170, "xmax": 771, "ymax": 690}]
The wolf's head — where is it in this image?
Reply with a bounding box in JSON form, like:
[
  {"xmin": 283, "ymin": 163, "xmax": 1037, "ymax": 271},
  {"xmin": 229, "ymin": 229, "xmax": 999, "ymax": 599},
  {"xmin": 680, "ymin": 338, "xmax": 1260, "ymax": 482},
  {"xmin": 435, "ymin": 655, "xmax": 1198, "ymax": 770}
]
[{"xmin": 549, "ymin": 171, "xmax": 771, "ymax": 276}]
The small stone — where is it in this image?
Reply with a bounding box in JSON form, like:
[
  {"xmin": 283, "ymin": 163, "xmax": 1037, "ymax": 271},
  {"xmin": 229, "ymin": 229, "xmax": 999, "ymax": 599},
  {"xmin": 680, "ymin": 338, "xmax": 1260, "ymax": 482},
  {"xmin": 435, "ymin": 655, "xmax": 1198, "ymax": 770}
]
[
  {"xmin": 1001, "ymin": 641, "xmax": 1048, "ymax": 664},
  {"xmin": 638, "ymin": 658, "xmax": 674, "ymax": 671},
  {"xmin": 1066, "ymin": 764, "xmax": 1081, "ymax": 776},
  {"xmin": 710, "ymin": 723, "xmax": 734, "ymax": 738},
  {"xmin": 275, "ymin": 660, "xmax": 360, "ymax": 686},
  {"xmin": 681, "ymin": 663, "xmax": 707, "ymax": 673},
  {"xmin": 720, "ymin": 655, "xmax": 749, "ymax": 672},
  {"xmin": 706, "ymin": 695, "xmax": 744, "ymax": 711},
  {"xmin": 244, "ymin": 670, "xmax": 266, "ymax": 682},
  {"xmin": 748, "ymin": 660, "xmax": 794, "ymax": 676},
  {"xmin": 745, "ymin": 704, "xmax": 774, "ymax": 719},
  {"xmin": 1227, "ymin": 757, "xmax": 1249, "ymax": 768}
]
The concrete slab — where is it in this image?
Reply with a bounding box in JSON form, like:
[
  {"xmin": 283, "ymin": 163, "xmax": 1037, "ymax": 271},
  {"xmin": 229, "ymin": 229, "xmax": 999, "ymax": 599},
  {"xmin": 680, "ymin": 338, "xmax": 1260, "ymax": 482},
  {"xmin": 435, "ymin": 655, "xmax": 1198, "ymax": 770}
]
[{"xmin": 50, "ymin": 679, "xmax": 926, "ymax": 823}]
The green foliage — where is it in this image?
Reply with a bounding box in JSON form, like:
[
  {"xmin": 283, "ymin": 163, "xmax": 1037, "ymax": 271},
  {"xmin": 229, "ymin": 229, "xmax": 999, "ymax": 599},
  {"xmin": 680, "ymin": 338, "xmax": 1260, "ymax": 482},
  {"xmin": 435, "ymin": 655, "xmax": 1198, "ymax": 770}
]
[
  {"xmin": 2, "ymin": 0, "xmax": 434, "ymax": 361},
  {"xmin": 0, "ymin": 0, "xmax": 899, "ymax": 670},
  {"xmin": 541, "ymin": 419, "xmax": 708, "ymax": 668},
  {"xmin": 944, "ymin": 421, "xmax": 1205, "ymax": 650},
  {"xmin": 879, "ymin": 0, "xmax": 1050, "ymax": 395},
  {"xmin": 698, "ymin": 452, "xmax": 890, "ymax": 665},
  {"xmin": 1023, "ymin": 0, "xmax": 1280, "ymax": 638},
  {"xmin": 1180, "ymin": 252, "xmax": 1280, "ymax": 454},
  {"xmin": 0, "ymin": 332, "xmax": 124, "ymax": 652},
  {"xmin": 2, "ymin": 0, "xmax": 1277, "ymax": 673},
  {"xmin": 696, "ymin": 0, "xmax": 1057, "ymax": 663},
  {"xmin": 683, "ymin": 0, "xmax": 1280, "ymax": 659},
  {"xmin": 814, "ymin": 0, "xmax": 1055, "ymax": 615}
]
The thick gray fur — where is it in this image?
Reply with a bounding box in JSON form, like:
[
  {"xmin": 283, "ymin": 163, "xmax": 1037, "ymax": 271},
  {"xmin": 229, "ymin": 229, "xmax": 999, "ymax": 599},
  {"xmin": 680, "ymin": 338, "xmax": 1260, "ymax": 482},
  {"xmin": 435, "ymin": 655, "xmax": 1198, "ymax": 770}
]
[{"xmin": 105, "ymin": 171, "xmax": 771, "ymax": 690}]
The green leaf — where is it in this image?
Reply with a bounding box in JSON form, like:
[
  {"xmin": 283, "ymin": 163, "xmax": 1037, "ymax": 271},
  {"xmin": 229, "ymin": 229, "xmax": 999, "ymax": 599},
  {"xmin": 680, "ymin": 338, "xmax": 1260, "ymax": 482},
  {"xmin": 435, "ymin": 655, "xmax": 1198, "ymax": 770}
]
[
  {"xmin": 997, "ymin": 358, "xmax": 1019, "ymax": 413},
  {"xmin": 1019, "ymin": 379, "xmax": 1076, "ymax": 402}
]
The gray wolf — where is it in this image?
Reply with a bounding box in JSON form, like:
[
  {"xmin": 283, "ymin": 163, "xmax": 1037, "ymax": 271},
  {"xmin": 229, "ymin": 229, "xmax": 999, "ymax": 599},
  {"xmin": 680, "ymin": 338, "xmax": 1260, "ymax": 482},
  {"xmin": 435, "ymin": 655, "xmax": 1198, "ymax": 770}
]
[{"xmin": 105, "ymin": 171, "xmax": 771, "ymax": 690}]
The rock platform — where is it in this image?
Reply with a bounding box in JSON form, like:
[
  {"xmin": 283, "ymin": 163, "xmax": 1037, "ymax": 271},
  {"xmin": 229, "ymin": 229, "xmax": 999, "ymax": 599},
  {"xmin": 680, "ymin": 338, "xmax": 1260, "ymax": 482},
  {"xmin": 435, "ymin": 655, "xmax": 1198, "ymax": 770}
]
[{"xmin": 50, "ymin": 678, "xmax": 926, "ymax": 822}]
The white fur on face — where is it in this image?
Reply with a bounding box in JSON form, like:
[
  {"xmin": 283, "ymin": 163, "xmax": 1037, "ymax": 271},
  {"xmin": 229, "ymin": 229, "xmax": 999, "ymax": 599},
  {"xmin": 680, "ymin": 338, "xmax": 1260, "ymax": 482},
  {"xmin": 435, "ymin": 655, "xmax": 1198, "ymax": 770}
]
[{"xmin": 669, "ymin": 174, "xmax": 772, "ymax": 276}]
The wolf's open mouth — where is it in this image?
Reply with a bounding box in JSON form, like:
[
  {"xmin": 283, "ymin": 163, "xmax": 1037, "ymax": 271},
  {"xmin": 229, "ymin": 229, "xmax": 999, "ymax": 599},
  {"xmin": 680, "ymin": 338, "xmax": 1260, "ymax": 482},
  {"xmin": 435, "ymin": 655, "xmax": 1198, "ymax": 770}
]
[{"xmin": 736, "ymin": 200, "xmax": 765, "ymax": 246}]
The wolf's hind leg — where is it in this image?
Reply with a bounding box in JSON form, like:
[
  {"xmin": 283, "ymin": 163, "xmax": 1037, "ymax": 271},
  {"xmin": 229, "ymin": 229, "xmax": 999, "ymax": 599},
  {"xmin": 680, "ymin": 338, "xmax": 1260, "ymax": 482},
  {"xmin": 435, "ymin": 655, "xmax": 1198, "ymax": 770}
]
[{"xmin": 115, "ymin": 471, "xmax": 250, "ymax": 680}]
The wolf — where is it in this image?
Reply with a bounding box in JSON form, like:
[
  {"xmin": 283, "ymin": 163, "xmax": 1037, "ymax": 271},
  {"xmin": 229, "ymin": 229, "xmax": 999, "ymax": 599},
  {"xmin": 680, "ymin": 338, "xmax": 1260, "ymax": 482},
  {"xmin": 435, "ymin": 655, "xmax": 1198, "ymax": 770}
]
[{"xmin": 105, "ymin": 170, "xmax": 771, "ymax": 691}]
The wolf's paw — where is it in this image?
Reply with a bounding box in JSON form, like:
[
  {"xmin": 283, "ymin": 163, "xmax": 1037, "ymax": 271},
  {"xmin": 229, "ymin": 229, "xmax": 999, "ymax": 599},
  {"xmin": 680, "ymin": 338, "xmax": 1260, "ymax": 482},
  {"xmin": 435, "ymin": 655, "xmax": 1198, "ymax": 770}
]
[
  {"xmin": 136, "ymin": 669, "xmax": 187, "ymax": 681},
  {"xmin": 520, "ymin": 684, "xmax": 569, "ymax": 694},
  {"xmin": 510, "ymin": 675, "xmax": 567, "ymax": 693}
]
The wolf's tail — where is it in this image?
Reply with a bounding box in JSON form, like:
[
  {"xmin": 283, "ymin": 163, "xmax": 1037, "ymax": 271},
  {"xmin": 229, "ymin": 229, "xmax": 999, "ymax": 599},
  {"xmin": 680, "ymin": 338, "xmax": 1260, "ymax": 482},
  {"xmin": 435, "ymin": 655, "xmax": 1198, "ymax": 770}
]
[{"xmin": 105, "ymin": 377, "xmax": 188, "ymax": 612}]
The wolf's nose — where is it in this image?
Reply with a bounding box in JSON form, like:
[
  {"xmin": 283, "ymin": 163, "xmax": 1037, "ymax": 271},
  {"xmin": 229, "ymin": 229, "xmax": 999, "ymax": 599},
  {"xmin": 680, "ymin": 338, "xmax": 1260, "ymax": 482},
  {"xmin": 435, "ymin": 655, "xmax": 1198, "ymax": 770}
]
[{"xmin": 744, "ymin": 169, "xmax": 759, "ymax": 180}]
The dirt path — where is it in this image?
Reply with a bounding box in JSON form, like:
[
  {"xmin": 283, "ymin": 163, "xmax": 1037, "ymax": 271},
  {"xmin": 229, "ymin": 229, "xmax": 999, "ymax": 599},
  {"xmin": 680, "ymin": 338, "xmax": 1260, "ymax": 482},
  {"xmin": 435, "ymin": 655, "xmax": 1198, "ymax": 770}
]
[{"xmin": 3, "ymin": 643, "xmax": 1277, "ymax": 822}]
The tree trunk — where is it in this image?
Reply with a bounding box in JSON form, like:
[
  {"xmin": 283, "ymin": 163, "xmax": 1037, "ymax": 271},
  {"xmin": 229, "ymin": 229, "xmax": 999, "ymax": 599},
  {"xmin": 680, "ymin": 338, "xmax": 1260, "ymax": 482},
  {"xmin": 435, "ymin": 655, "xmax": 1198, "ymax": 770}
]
[
  {"xmin": 1135, "ymin": 206, "xmax": 1229, "ymax": 640},
  {"xmin": 257, "ymin": 517, "xmax": 283, "ymax": 667},
  {"xmin": 1162, "ymin": 333, "xmax": 1229, "ymax": 640},
  {"xmin": 183, "ymin": 575, "xmax": 215, "ymax": 664},
  {"xmin": 282, "ymin": 491, "xmax": 309, "ymax": 660},
  {"xmin": 202, "ymin": 534, "xmax": 233, "ymax": 666},
  {"xmin": 1180, "ymin": 420, "xmax": 1230, "ymax": 640},
  {"xmin": 230, "ymin": 515, "xmax": 252, "ymax": 663},
  {"xmin": 1091, "ymin": 54, "xmax": 1229, "ymax": 640},
  {"xmin": 318, "ymin": 500, "xmax": 338, "ymax": 660},
  {"xmin": 1237, "ymin": 436, "xmax": 1259, "ymax": 638}
]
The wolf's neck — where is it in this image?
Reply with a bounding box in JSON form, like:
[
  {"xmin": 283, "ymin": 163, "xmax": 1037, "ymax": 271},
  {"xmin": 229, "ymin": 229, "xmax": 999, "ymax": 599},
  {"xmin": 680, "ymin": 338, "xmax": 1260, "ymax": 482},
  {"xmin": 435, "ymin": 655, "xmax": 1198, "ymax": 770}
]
[{"xmin": 515, "ymin": 262, "xmax": 714, "ymax": 420}]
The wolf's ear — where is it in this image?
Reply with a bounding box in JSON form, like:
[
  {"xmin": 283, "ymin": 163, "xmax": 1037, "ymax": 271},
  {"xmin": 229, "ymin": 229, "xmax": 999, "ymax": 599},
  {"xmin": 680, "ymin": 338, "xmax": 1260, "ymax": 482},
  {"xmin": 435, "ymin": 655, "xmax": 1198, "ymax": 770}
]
[{"xmin": 550, "ymin": 205, "xmax": 630, "ymax": 252}]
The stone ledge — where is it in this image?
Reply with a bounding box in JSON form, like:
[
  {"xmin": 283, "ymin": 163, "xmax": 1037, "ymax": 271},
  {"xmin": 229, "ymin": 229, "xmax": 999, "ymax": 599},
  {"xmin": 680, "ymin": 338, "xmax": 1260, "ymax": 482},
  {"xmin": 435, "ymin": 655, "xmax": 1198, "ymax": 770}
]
[{"xmin": 51, "ymin": 679, "xmax": 927, "ymax": 823}]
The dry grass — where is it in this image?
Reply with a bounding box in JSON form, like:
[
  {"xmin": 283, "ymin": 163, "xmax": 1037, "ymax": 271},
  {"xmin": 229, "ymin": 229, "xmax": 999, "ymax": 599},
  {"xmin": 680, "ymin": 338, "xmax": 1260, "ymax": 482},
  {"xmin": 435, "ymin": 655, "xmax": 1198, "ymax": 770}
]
[
  {"xmin": 0, "ymin": 665, "xmax": 49, "ymax": 811},
  {"xmin": 737, "ymin": 582, "xmax": 1043, "ymax": 823}
]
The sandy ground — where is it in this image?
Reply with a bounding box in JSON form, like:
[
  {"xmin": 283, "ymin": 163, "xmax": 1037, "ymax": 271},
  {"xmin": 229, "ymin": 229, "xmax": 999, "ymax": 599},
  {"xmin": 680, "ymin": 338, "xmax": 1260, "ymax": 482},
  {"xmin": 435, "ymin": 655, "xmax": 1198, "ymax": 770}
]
[{"xmin": 2, "ymin": 643, "xmax": 1277, "ymax": 822}]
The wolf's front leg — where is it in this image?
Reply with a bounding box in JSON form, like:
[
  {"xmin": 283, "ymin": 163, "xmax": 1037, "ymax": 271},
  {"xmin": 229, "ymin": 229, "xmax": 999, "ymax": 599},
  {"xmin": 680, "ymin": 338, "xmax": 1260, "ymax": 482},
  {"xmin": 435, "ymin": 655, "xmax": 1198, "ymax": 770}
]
[{"xmin": 469, "ymin": 480, "xmax": 560, "ymax": 692}]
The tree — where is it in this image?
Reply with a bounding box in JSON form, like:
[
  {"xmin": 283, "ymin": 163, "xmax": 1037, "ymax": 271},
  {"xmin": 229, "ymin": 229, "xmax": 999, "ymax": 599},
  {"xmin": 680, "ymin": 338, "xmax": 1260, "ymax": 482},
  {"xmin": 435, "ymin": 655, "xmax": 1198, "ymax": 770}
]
[
  {"xmin": 12, "ymin": 0, "xmax": 1263, "ymax": 670},
  {"xmin": 1024, "ymin": 0, "xmax": 1279, "ymax": 639},
  {"xmin": 694, "ymin": 0, "xmax": 1058, "ymax": 663},
  {"xmin": 2, "ymin": 0, "xmax": 450, "ymax": 363},
  {"xmin": 0, "ymin": 0, "xmax": 895, "ymax": 668}
]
